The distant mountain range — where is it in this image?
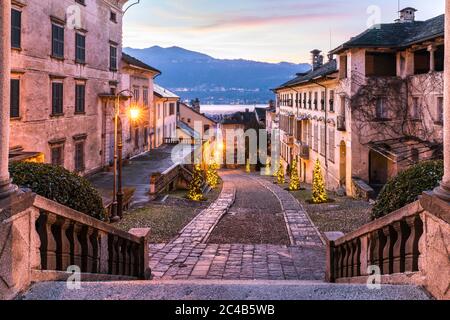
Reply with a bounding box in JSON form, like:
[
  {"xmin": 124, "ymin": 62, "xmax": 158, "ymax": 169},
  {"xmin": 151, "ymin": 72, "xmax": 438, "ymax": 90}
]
[{"xmin": 123, "ymin": 46, "xmax": 310, "ymax": 105}]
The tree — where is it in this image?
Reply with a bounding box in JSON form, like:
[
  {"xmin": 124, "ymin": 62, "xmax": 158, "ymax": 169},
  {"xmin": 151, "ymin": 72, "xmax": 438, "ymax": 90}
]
[
  {"xmin": 276, "ymin": 164, "xmax": 285, "ymax": 184},
  {"xmin": 187, "ymin": 164, "xmax": 205, "ymax": 201},
  {"xmin": 246, "ymin": 159, "xmax": 251, "ymax": 173},
  {"xmin": 265, "ymin": 157, "xmax": 271, "ymax": 176},
  {"xmin": 273, "ymin": 161, "xmax": 279, "ymax": 177},
  {"xmin": 206, "ymin": 160, "xmax": 220, "ymax": 189},
  {"xmin": 312, "ymin": 159, "xmax": 328, "ymax": 204},
  {"xmin": 289, "ymin": 158, "xmax": 300, "ymax": 191}
]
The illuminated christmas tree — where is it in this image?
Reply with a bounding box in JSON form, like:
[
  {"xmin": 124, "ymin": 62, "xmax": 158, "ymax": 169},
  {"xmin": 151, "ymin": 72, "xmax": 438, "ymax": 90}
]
[
  {"xmin": 289, "ymin": 158, "xmax": 300, "ymax": 191},
  {"xmin": 187, "ymin": 164, "xmax": 206, "ymax": 201},
  {"xmin": 312, "ymin": 159, "xmax": 328, "ymax": 204},
  {"xmin": 273, "ymin": 161, "xmax": 279, "ymax": 177},
  {"xmin": 206, "ymin": 160, "xmax": 220, "ymax": 189},
  {"xmin": 276, "ymin": 164, "xmax": 285, "ymax": 184},
  {"xmin": 246, "ymin": 159, "xmax": 251, "ymax": 173}
]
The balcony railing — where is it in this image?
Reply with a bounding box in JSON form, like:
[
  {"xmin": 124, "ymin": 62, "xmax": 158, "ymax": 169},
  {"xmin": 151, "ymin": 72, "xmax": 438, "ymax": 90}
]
[
  {"xmin": 337, "ymin": 116, "xmax": 346, "ymax": 131},
  {"xmin": 299, "ymin": 145, "xmax": 310, "ymax": 160}
]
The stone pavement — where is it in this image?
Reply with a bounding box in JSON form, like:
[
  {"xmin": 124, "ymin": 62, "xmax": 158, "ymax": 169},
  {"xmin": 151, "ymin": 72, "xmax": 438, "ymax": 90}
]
[{"xmin": 149, "ymin": 171, "xmax": 326, "ymax": 281}]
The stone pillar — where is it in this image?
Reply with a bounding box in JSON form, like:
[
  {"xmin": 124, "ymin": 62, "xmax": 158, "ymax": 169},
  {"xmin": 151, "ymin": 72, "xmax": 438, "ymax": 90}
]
[
  {"xmin": 428, "ymin": 45, "xmax": 436, "ymax": 72},
  {"xmin": 0, "ymin": 2, "xmax": 17, "ymax": 199},
  {"xmin": 434, "ymin": 0, "xmax": 450, "ymax": 202}
]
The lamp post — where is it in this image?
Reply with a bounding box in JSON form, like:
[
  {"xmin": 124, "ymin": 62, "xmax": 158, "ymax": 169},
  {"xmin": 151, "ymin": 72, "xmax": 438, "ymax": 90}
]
[{"xmin": 110, "ymin": 89, "xmax": 140, "ymax": 222}]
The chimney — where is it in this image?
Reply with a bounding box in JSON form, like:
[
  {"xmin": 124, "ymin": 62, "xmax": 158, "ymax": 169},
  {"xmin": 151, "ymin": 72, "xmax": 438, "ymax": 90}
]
[
  {"xmin": 327, "ymin": 53, "xmax": 334, "ymax": 62},
  {"xmin": 311, "ymin": 49, "xmax": 323, "ymax": 71},
  {"xmin": 397, "ymin": 7, "xmax": 417, "ymax": 23}
]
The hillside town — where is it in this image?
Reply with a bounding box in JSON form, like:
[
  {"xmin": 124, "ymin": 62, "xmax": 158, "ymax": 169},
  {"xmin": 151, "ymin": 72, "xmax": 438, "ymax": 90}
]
[{"xmin": 0, "ymin": 0, "xmax": 449, "ymax": 303}]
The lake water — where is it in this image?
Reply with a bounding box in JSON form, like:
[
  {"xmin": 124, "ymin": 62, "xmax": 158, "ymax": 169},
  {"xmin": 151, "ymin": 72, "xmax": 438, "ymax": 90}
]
[{"xmin": 200, "ymin": 104, "xmax": 268, "ymax": 115}]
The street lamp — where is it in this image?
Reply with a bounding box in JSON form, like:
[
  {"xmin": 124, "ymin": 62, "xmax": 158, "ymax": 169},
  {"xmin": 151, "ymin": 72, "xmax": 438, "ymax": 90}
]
[{"xmin": 110, "ymin": 89, "xmax": 141, "ymax": 222}]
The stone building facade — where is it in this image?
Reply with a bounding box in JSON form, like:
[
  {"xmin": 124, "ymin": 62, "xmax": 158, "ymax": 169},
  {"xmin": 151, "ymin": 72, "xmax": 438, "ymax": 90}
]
[
  {"xmin": 153, "ymin": 84, "xmax": 179, "ymax": 148},
  {"xmin": 274, "ymin": 8, "xmax": 445, "ymax": 197},
  {"xmin": 9, "ymin": 0, "xmax": 129, "ymax": 175}
]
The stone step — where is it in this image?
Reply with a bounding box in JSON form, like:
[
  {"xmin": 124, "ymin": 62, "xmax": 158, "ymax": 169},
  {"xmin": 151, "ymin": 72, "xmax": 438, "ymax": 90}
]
[{"xmin": 19, "ymin": 280, "xmax": 431, "ymax": 300}]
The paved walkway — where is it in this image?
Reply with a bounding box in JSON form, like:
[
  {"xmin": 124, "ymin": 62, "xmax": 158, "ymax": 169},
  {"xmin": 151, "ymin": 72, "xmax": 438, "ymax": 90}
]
[
  {"xmin": 149, "ymin": 171, "xmax": 326, "ymax": 281},
  {"xmin": 89, "ymin": 144, "xmax": 193, "ymax": 206}
]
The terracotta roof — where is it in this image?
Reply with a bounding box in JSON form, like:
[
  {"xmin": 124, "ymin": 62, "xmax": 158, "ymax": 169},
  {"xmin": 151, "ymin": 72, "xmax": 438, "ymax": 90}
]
[{"xmin": 122, "ymin": 53, "xmax": 161, "ymax": 75}]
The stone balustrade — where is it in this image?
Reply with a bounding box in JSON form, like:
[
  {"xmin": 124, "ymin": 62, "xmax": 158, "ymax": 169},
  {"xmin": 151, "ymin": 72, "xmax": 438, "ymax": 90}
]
[
  {"xmin": 0, "ymin": 192, "xmax": 151, "ymax": 300},
  {"xmin": 326, "ymin": 193, "xmax": 450, "ymax": 299}
]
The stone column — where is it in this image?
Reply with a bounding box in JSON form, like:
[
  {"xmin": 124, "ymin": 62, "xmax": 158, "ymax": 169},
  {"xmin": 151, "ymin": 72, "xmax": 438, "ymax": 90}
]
[
  {"xmin": 0, "ymin": 1, "xmax": 17, "ymax": 199},
  {"xmin": 428, "ymin": 45, "xmax": 436, "ymax": 72},
  {"xmin": 434, "ymin": 0, "xmax": 450, "ymax": 202}
]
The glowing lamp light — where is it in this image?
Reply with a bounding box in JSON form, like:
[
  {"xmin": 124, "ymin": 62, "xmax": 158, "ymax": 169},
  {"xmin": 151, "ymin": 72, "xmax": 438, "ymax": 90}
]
[{"xmin": 130, "ymin": 107, "xmax": 140, "ymax": 121}]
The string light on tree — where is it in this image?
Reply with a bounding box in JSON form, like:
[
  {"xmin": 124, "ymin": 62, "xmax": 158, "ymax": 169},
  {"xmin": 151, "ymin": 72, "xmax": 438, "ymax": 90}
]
[
  {"xmin": 265, "ymin": 157, "xmax": 271, "ymax": 176},
  {"xmin": 187, "ymin": 164, "xmax": 206, "ymax": 201},
  {"xmin": 246, "ymin": 159, "xmax": 251, "ymax": 173},
  {"xmin": 206, "ymin": 159, "xmax": 220, "ymax": 189},
  {"xmin": 312, "ymin": 159, "xmax": 328, "ymax": 204},
  {"xmin": 289, "ymin": 158, "xmax": 300, "ymax": 191},
  {"xmin": 276, "ymin": 164, "xmax": 285, "ymax": 184}
]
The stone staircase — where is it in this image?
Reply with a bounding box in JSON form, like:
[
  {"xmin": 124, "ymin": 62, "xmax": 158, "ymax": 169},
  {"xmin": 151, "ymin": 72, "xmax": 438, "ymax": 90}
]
[{"xmin": 19, "ymin": 280, "xmax": 431, "ymax": 300}]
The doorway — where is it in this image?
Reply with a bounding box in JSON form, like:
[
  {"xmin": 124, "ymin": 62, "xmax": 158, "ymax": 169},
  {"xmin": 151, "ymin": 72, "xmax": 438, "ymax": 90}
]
[
  {"xmin": 369, "ymin": 150, "xmax": 389, "ymax": 186},
  {"xmin": 339, "ymin": 141, "xmax": 347, "ymax": 186}
]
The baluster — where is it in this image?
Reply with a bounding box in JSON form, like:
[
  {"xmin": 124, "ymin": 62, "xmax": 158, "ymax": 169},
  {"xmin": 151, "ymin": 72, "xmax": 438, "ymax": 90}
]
[
  {"xmin": 392, "ymin": 220, "xmax": 407, "ymax": 273},
  {"xmin": 90, "ymin": 230, "xmax": 100, "ymax": 273},
  {"xmin": 339, "ymin": 245, "xmax": 346, "ymax": 278},
  {"xmin": 345, "ymin": 242, "xmax": 352, "ymax": 278},
  {"xmin": 382, "ymin": 226, "xmax": 397, "ymax": 275},
  {"xmin": 67, "ymin": 222, "xmax": 83, "ymax": 269},
  {"xmin": 354, "ymin": 238, "xmax": 361, "ymax": 277},
  {"xmin": 108, "ymin": 235, "xmax": 118, "ymax": 275},
  {"xmin": 127, "ymin": 241, "xmax": 133, "ymax": 276},
  {"xmin": 36, "ymin": 212, "xmax": 49, "ymax": 270},
  {"xmin": 404, "ymin": 215, "xmax": 424, "ymax": 272},
  {"xmin": 133, "ymin": 243, "xmax": 140, "ymax": 277},
  {"xmin": 129, "ymin": 242, "xmax": 135, "ymax": 277},
  {"xmin": 122, "ymin": 240, "xmax": 129, "ymax": 276},
  {"xmin": 117, "ymin": 238, "xmax": 124, "ymax": 275},
  {"xmin": 44, "ymin": 213, "xmax": 58, "ymax": 270},
  {"xmin": 348, "ymin": 241, "xmax": 355, "ymax": 277},
  {"xmin": 56, "ymin": 217, "xmax": 71, "ymax": 271},
  {"xmin": 82, "ymin": 227, "xmax": 95, "ymax": 273}
]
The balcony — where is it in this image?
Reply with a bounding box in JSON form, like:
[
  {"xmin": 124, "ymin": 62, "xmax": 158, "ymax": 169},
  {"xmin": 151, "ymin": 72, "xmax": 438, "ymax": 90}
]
[
  {"xmin": 299, "ymin": 144, "xmax": 310, "ymax": 160},
  {"xmin": 283, "ymin": 134, "xmax": 294, "ymax": 146},
  {"xmin": 337, "ymin": 116, "xmax": 346, "ymax": 131}
]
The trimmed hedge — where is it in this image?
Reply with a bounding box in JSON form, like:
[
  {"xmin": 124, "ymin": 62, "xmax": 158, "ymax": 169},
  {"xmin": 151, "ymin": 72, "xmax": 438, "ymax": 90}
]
[
  {"xmin": 10, "ymin": 162, "xmax": 105, "ymax": 220},
  {"xmin": 372, "ymin": 160, "xmax": 443, "ymax": 220}
]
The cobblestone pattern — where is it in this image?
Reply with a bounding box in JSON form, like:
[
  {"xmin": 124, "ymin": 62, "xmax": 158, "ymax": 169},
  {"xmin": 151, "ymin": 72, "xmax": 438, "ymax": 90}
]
[
  {"xmin": 252, "ymin": 176, "xmax": 325, "ymax": 247},
  {"xmin": 150, "ymin": 243, "xmax": 325, "ymax": 280},
  {"xmin": 173, "ymin": 183, "xmax": 236, "ymax": 245}
]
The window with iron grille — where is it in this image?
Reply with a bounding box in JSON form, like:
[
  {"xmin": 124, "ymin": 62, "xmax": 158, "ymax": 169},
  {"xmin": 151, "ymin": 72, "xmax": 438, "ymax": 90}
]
[
  {"xmin": 75, "ymin": 84, "xmax": 85, "ymax": 113},
  {"xmin": 52, "ymin": 82, "xmax": 64, "ymax": 115},
  {"xmin": 74, "ymin": 142, "xmax": 85, "ymax": 172},
  {"xmin": 75, "ymin": 33, "xmax": 86, "ymax": 63},
  {"xmin": 11, "ymin": 9, "xmax": 21, "ymax": 49},
  {"xmin": 51, "ymin": 145, "xmax": 64, "ymax": 166},
  {"xmin": 52, "ymin": 24, "xmax": 64, "ymax": 58},
  {"xmin": 10, "ymin": 79, "xmax": 20, "ymax": 118}
]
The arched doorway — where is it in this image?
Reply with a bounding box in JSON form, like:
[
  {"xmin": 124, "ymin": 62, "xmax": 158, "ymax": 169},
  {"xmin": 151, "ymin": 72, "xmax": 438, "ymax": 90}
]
[
  {"xmin": 369, "ymin": 150, "xmax": 388, "ymax": 186},
  {"xmin": 339, "ymin": 141, "xmax": 347, "ymax": 186}
]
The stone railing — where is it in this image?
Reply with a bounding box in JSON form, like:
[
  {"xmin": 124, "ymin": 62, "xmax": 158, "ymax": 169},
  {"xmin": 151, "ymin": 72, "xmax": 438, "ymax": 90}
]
[
  {"xmin": 0, "ymin": 192, "xmax": 151, "ymax": 300},
  {"xmin": 326, "ymin": 192, "xmax": 450, "ymax": 300},
  {"xmin": 149, "ymin": 164, "xmax": 182, "ymax": 198}
]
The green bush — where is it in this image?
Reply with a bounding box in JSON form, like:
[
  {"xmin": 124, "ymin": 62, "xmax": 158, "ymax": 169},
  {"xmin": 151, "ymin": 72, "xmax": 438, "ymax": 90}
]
[
  {"xmin": 10, "ymin": 162, "xmax": 105, "ymax": 220},
  {"xmin": 372, "ymin": 160, "xmax": 443, "ymax": 220}
]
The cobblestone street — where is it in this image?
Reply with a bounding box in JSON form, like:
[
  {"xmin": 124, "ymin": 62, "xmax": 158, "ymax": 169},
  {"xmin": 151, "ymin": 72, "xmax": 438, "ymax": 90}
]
[{"xmin": 149, "ymin": 170, "xmax": 326, "ymax": 281}]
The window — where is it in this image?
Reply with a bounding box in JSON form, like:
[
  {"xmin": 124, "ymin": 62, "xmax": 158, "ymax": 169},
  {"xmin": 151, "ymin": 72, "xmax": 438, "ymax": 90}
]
[
  {"xmin": 414, "ymin": 49, "xmax": 431, "ymax": 75},
  {"xmin": 328, "ymin": 128, "xmax": 335, "ymax": 163},
  {"xmin": 204, "ymin": 124, "xmax": 210, "ymax": 133},
  {"xmin": 133, "ymin": 87, "xmax": 140, "ymax": 102},
  {"xmin": 75, "ymin": 33, "xmax": 86, "ymax": 63},
  {"xmin": 74, "ymin": 142, "xmax": 85, "ymax": 172},
  {"xmin": 329, "ymin": 90, "xmax": 335, "ymax": 112},
  {"xmin": 11, "ymin": 9, "xmax": 21, "ymax": 49},
  {"xmin": 320, "ymin": 125, "xmax": 326, "ymax": 156},
  {"xmin": 169, "ymin": 103, "xmax": 175, "ymax": 115},
  {"xmin": 411, "ymin": 148, "xmax": 419, "ymax": 163},
  {"xmin": 52, "ymin": 82, "xmax": 64, "ymax": 115},
  {"xmin": 75, "ymin": 84, "xmax": 85, "ymax": 114},
  {"xmin": 110, "ymin": 45, "xmax": 117, "ymax": 71},
  {"xmin": 51, "ymin": 145, "xmax": 64, "ymax": 166},
  {"xmin": 313, "ymin": 124, "xmax": 319, "ymax": 151},
  {"xmin": 339, "ymin": 55, "xmax": 348, "ymax": 79},
  {"xmin": 412, "ymin": 97, "xmax": 420, "ymax": 120},
  {"xmin": 365, "ymin": 52, "xmax": 396, "ymax": 77},
  {"xmin": 144, "ymin": 127, "xmax": 149, "ymax": 146},
  {"xmin": 437, "ymin": 97, "xmax": 444, "ymax": 124},
  {"xmin": 158, "ymin": 103, "xmax": 161, "ymax": 119},
  {"xmin": 10, "ymin": 79, "xmax": 20, "ymax": 118},
  {"xmin": 314, "ymin": 92, "xmax": 318, "ymax": 110},
  {"xmin": 303, "ymin": 93, "xmax": 307, "ymax": 109},
  {"xmin": 308, "ymin": 92, "xmax": 312, "ymax": 109},
  {"xmin": 375, "ymin": 98, "xmax": 387, "ymax": 119},
  {"xmin": 340, "ymin": 96, "xmax": 346, "ymax": 118},
  {"xmin": 52, "ymin": 24, "xmax": 64, "ymax": 58},
  {"xmin": 321, "ymin": 91, "xmax": 325, "ymax": 111},
  {"xmin": 143, "ymin": 88, "xmax": 149, "ymax": 106},
  {"xmin": 435, "ymin": 45, "xmax": 444, "ymax": 72},
  {"xmin": 308, "ymin": 122, "xmax": 313, "ymax": 147},
  {"xmin": 110, "ymin": 11, "xmax": 117, "ymax": 23}
]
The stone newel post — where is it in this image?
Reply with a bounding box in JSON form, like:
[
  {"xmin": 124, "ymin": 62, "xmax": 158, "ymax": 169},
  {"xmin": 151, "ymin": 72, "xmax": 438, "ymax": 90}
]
[
  {"xmin": 434, "ymin": 0, "xmax": 450, "ymax": 202},
  {"xmin": 0, "ymin": 1, "xmax": 17, "ymax": 198}
]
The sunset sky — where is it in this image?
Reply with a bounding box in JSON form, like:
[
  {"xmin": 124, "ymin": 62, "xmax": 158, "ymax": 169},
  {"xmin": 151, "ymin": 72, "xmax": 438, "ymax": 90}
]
[{"xmin": 123, "ymin": 0, "xmax": 445, "ymax": 63}]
